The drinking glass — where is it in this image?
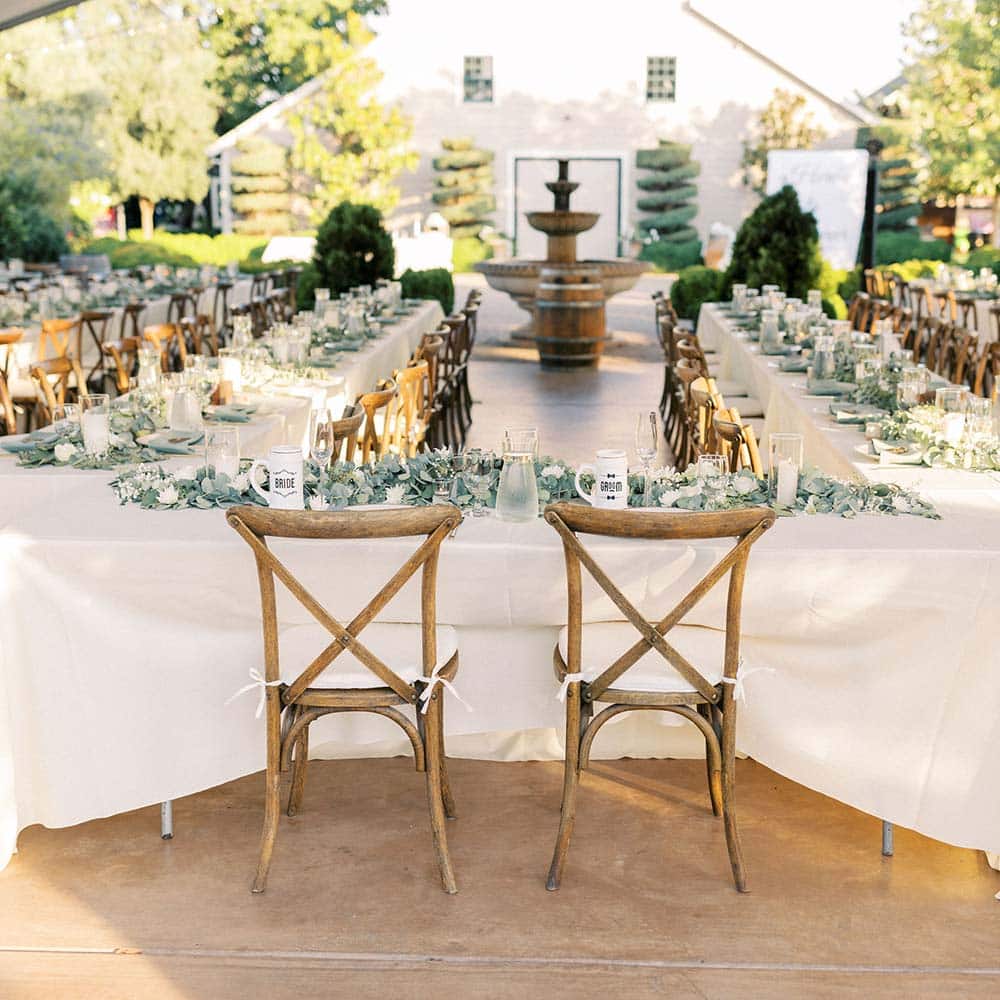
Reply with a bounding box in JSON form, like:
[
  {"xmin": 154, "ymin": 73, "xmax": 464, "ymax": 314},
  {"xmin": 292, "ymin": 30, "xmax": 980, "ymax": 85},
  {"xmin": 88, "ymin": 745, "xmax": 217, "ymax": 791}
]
[
  {"xmin": 731, "ymin": 283, "xmax": 747, "ymax": 312},
  {"xmin": 52, "ymin": 402, "xmax": 79, "ymax": 434},
  {"xmin": 309, "ymin": 408, "xmax": 334, "ymax": 469},
  {"xmin": 80, "ymin": 394, "xmax": 111, "ymax": 456},
  {"xmin": 314, "ymin": 288, "xmax": 331, "ymax": 308},
  {"xmin": 205, "ymin": 427, "xmax": 240, "ymax": 480},
  {"xmin": 231, "ymin": 315, "xmax": 252, "ymax": 351},
  {"xmin": 696, "ymin": 453, "xmax": 726, "ymax": 479},
  {"xmin": 935, "ymin": 387, "xmax": 968, "ymax": 445},
  {"xmin": 463, "ymin": 449, "xmax": 497, "ymax": 516},
  {"xmin": 768, "ymin": 434, "xmax": 803, "ymax": 507},
  {"xmin": 169, "ymin": 386, "xmax": 203, "ymax": 432},
  {"xmin": 898, "ymin": 366, "xmax": 930, "ymax": 407},
  {"xmin": 635, "ymin": 410, "xmax": 660, "ymax": 506}
]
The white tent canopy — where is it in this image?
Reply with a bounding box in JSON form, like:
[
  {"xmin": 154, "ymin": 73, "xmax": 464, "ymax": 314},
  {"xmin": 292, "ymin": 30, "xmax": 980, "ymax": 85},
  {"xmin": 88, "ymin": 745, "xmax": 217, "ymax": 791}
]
[{"xmin": 0, "ymin": 0, "xmax": 81, "ymax": 32}]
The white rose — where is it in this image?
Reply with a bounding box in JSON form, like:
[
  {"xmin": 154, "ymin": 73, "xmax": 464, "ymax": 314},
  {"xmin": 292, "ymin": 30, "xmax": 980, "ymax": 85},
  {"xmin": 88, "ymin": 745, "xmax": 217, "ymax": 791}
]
[
  {"xmin": 658, "ymin": 489, "xmax": 681, "ymax": 507},
  {"xmin": 157, "ymin": 484, "xmax": 179, "ymax": 506},
  {"xmin": 174, "ymin": 465, "xmax": 197, "ymax": 481},
  {"xmin": 679, "ymin": 484, "xmax": 702, "ymax": 498},
  {"xmin": 54, "ymin": 442, "xmax": 77, "ymax": 463},
  {"xmin": 733, "ymin": 475, "xmax": 757, "ymax": 495},
  {"xmin": 384, "ymin": 484, "xmax": 407, "ymax": 505},
  {"xmin": 352, "ymin": 469, "xmax": 367, "ymax": 486},
  {"xmin": 541, "ymin": 464, "xmax": 563, "ymax": 479},
  {"xmin": 231, "ymin": 472, "xmax": 250, "ymax": 493},
  {"xmin": 307, "ymin": 494, "xmax": 330, "ymax": 511}
]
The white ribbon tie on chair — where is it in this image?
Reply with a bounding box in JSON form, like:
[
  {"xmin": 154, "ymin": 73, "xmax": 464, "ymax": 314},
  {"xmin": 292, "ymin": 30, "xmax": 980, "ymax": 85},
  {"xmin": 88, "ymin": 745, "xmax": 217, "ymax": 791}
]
[
  {"xmin": 417, "ymin": 665, "xmax": 473, "ymax": 715},
  {"xmin": 721, "ymin": 664, "xmax": 775, "ymax": 704},
  {"xmin": 555, "ymin": 672, "xmax": 587, "ymax": 702},
  {"xmin": 225, "ymin": 668, "xmax": 283, "ymax": 719}
]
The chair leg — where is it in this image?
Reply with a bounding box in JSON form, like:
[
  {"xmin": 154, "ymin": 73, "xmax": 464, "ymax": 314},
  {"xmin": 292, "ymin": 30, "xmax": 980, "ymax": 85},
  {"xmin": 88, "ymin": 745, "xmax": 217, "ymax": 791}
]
[
  {"xmin": 423, "ymin": 695, "xmax": 458, "ymax": 893},
  {"xmin": 698, "ymin": 704, "xmax": 723, "ymax": 817},
  {"xmin": 286, "ymin": 722, "xmax": 310, "ymax": 817},
  {"xmin": 437, "ymin": 708, "xmax": 456, "ymax": 820},
  {"xmin": 546, "ymin": 686, "xmax": 582, "ymax": 891},
  {"xmin": 251, "ymin": 699, "xmax": 283, "ymax": 894},
  {"xmin": 720, "ymin": 701, "xmax": 748, "ymax": 892}
]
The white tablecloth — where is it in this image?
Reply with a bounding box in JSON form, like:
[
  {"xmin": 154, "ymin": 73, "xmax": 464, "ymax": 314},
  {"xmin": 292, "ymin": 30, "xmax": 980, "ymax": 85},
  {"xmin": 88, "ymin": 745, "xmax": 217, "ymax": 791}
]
[{"xmin": 1, "ymin": 299, "xmax": 999, "ymax": 875}]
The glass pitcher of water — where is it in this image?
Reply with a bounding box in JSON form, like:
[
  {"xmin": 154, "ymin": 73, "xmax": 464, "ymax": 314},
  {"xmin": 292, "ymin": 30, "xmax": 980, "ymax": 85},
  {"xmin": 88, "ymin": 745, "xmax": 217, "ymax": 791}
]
[{"xmin": 495, "ymin": 427, "xmax": 539, "ymax": 522}]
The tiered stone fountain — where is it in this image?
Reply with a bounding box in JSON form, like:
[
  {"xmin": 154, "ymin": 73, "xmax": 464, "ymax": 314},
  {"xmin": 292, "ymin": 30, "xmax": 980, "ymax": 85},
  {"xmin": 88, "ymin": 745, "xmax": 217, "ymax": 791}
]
[{"xmin": 475, "ymin": 159, "xmax": 646, "ymax": 367}]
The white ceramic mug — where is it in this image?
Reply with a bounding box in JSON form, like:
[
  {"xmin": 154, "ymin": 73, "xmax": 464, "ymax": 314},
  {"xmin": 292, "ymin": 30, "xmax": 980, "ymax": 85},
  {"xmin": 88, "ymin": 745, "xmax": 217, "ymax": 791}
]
[
  {"xmin": 575, "ymin": 449, "xmax": 629, "ymax": 509},
  {"xmin": 249, "ymin": 445, "xmax": 305, "ymax": 510}
]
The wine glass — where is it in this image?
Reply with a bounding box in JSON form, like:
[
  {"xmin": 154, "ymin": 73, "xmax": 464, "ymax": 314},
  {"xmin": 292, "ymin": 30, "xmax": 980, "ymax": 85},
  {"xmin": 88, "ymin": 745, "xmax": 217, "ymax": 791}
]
[
  {"xmin": 635, "ymin": 410, "xmax": 660, "ymax": 507},
  {"xmin": 309, "ymin": 408, "xmax": 334, "ymax": 470},
  {"xmin": 463, "ymin": 448, "xmax": 496, "ymax": 516}
]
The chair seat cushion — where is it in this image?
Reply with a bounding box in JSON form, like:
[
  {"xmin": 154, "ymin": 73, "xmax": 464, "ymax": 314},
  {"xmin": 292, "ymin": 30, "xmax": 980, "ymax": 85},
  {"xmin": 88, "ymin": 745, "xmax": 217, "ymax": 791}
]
[
  {"xmin": 277, "ymin": 622, "xmax": 457, "ymax": 689},
  {"xmin": 558, "ymin": 622, "xmax": 725, "ymax": 694}
]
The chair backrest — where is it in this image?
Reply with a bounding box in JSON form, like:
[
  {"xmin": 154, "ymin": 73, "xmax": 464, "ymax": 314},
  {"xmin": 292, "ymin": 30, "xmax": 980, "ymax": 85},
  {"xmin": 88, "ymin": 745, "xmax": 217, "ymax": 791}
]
[
  {"xmin": 544, "ymin": 502, "xmax": 775, "ymax": 705},
  {"xmin": 385, "ymin": 361, "xmax": 429, "ymax": 457},
  {"xmin": 714, "ymin": 408, "xmax": 763, "ymax": 475},
  {"xmin": 924, "ymin": 319, "xmax": 952, "ymax": 375},
  {"xmin": 415, "ymin": 333, "xmax": 445, "ymax": 417},
  {"xmin": 226, "ymin": 504, "xmax": 462, "ymax": 704},
  {"xmin": 29, "ymin": 356, "xmax": 89, "ymax": 421},
  {"xmin": 330, "ymin": 409, "xmax": 364, "ymax": 462},
  {"xmin": 972, "ymin": 341, "xmax": 1000, "ymax": 401},
  {"xmin": 355, "ymin": 381, "xmax": 397, "ymax": 462},
  {"xmin": 39, "ymin": 317, "xmax": 80, "ymax": 361},
  {"xmin": 80, "ymin": 310, "xmax": 113, "ymax": 364},
  {"xmin": 143, "ymin": 322, "xmax": 188, "ymax": 372},
  {"xmin": 0, "ymin": 328, "xmax": 24, "ymax": 378},
  {"xmin": 166, "ymin": 291, "xmax": 198, "ymax": 325},
  {"xmin": 102, "ymin": 336, "xmax": 142, "ymax": 395},
  {"xmin": 0, "ymin": 368, "xmax": 16, "ymax": 435},
  {"xmin": 121, "ymin": 302, "xmax": 145, "ymax": 341},
  {"xmin": 938, "ymin": 327, "xmax": 975, "ymax": 385},
  {"xmin": 688, "ymin": 375, "xmax": 722, "ymax": 457}
]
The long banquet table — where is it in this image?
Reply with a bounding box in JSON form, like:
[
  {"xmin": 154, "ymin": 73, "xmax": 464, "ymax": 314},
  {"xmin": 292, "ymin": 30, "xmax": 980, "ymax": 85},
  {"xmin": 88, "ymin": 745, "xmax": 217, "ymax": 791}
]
[{"xmin": 1, "ymin": 300, "xmax": 998, "ymax": 877}]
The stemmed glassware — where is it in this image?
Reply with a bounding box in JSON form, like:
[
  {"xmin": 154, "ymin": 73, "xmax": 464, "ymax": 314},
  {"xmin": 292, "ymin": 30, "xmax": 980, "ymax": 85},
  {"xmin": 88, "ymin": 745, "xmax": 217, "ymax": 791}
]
[
  {"xmin": 462, "ymin": 448, "xmax": 497, "ymax": 516},
  {"xmin": 635, "ymin": 410, "xmax": 660, "ymax": 507},
  {"xmin": 308, "ymin": 408, "xmax": 334, "ymax": 471}
]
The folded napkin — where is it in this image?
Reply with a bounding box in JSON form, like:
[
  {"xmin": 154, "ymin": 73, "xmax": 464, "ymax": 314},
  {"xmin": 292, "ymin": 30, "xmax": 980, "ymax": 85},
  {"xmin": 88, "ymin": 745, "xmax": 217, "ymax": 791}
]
[
  {"xmin": 806, "ymin": 379, "xmax": 855, "ymax": 397},
  {"xmin": 1, "ymin": 435, "xmax": 41, "ymax": 453},
  {"xmin": 308, "ymin": 356, "xmax": 341, "ymax": 369},
  {"xmin": 142, "ymin": 431, "xmax": 203, "ymax": 454},
  {"xmin": 873, "ymin": 440, "xmax": 925, "ymax": 466},
  {"xmin": 830, "ymin": 403, "xmax": 886, "ymax": 424},
  {"xmin": 779, "ymin": 357, "xmax": 810, "ymax": 373},
  {"xmin": 208, "ymin": 406, "xmax": 252, "ymax": 423},
  {"xmin": 760, "ymin": 343, "xmax": 795, "ymax": 356}
]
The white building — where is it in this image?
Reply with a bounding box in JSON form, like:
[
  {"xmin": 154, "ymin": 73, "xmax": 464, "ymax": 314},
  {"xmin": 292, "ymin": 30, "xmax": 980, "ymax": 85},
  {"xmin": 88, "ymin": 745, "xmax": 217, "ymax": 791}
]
[
  {"xmin": 210, "ymin": 0, "xmax": 877, "ymax": 255},
  {"xmin": 366, "ymin": 0, "xmax": 876, "ymax": 258}
]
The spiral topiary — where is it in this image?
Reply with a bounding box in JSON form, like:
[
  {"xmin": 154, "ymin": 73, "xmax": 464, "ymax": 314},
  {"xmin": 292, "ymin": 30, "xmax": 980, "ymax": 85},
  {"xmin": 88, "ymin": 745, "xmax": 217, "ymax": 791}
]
[
  {"xmin": 431, "ymin": 137, "xmax": 496, "ymax": 240},
  {"xmin": 635, "ymin": 141, "xmax": 701, "ymax": 271}
]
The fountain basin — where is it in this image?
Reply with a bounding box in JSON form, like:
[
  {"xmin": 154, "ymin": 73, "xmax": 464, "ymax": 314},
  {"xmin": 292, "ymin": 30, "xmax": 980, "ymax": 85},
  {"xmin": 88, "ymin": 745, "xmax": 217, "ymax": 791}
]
[{"xmin": 524, "ymin": 210, "xmax": 599, "ymax": 236}]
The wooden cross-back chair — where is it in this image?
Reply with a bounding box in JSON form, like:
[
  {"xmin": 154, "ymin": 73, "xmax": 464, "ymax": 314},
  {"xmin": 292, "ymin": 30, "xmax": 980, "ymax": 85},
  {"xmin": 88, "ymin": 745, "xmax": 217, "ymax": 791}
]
[
  {"xmin": 688, "ymin": 376, "xmax": 722, "ymax": 457},
  {"xmin": 440, "ymin": 313, "xmax": 470, "ymax": 448},
  {"xmin": 863, "ymin": 269, "xmax": 884, "ymax": 298},
  {"xmin": 954, "ymin": 295, "xmax": 979, "ymax": 332},
  {"xmin": 355, "ymin": 381, "xmax": 397, "ymax": 463},
  {"xmin": 414, "ymin": 333, "xmax": 445, "ymax": 448},
  {"xmin": 673, "ymin": 358, "xmax": 704, "ymax": 471},
  {"xmin": 384, "ymin": 361, "xmax": 429, "ymax": 457},
  {"xmin": 226, "ymin": 503, "xmax": 463, "ymax": 894},
  {"xmin": 971, "ymin": 341, "xmax": 1000, "ymax": 401},
  {"xmin": 428, "ymin": 321, "xmax": 459, "ymax": 450},
  {"xmin": 29, "ymin": 356, "xmax": 88, "ymax": 423},
  {"xmin": 166, "ymin": 290, "xmax": 199, "ymax": 326},
  {"xmin": 910, "ymin": 283, "xmax": 936, "ymax": 325},
  {"xmin": 846, "ymin": 293, "xmax": 870, "ymax": 332},
  {"xmin": 937, "ymin": 327, "xmax": 976, "ymax": 386},
  {"xmin": 713, "ymin": 409, "xmax": 763, "ymax": 476},
  {"xmin": 179, "ymin": 314, "xmax": 218, "ymax": 357},
  {"xmin": 78, "ymin": 309, "xmax": 114, "ymax": 388},
  {"xmin": 543, "ymin": 502, "xmax": 776, "ymax": 892},
  {"xmin": 908, "ymin": 314, "xmax": 938, "ymax": 365},
  {"xmin": 0, "ymin": 328, "xmax": 24, "ymax": 378},
  {"xmin": 934, "ymin": 290, "xmax": 957, "ymax": 324},
  {"xmin": 102, "ymin": 337, "xmax": 142, "ymax": 395},
  {"xmin": 0, "ymin": 368, "xmax": 16, "ymax": 435},
  {"xmin": 143, "ymin": 322, "xmax": 188, "ymax": 372},
  {"xmin": 38, "ymin": 316, "xmax": 80, "ymax": 361},
  {"xmin": 329, "ymin": 408, "xmax": 364, "ymax": 463},
  {"xmin": 923, "ymin": 319, "xmax": 953, "ymax": 375},
  {"xmin": 120, "ymin": 301, "xmax": 145, "ymax": 342}
]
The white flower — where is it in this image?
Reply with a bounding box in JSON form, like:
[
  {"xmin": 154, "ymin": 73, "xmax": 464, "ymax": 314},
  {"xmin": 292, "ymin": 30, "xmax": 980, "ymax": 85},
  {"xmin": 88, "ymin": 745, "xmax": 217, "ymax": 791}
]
[
  {"xmin": 384, "ymin": 484, "xmax": 407, "ymax": 505},
  {"xmin": 541, "ymin": 464, "xmax": 563, "ymax": 479},
  {"xmin": 54, "ymin": 442, "xmax": 77, "ymax": 463},
  {"xmin": 307, "ymin": 494, "xmax": 330, "ymax": 511},
  {"xmin": 803, "ymin": 496, "xmax": 818, "ymax": 515},
  {"xmin": 231, "ymin": 472, "xmax": 250, "ymax": 493},
  {"xmin": 679, "ymin": 484, "xmax": 702, "ymax": 498},
  {"xmin": 157, "ymin": 484, "xmax": 179, "ymax": 505},
  {"xmin": 658, "ymin": 489, "xmax": 681, "ymax": 507},
  {"xmin": 174, "ymin": 465, "xmax": 197, "ymax": 481},
  {"xmin": 108, "ymin": 431, "xmax": 128, "ymax": 449},
  {"xmin": 352, "ymin": 469, "xmax": 367, "ymax": 486},
  {"xmin": 892, "ymin": 495, "xmax": 911, "ymax": 513},
  {"xmin": 733, "ymin": 475, "xmax": 757, "ymax": 495}
]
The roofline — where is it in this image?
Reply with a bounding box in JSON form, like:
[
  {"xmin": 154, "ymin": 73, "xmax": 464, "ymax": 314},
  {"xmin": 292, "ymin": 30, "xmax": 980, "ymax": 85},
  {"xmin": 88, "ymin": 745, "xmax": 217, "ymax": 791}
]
[
  {"xmin": 681, "ymin": 1, "xmax": 877, "ymax": 127},
  {"xmin": 206, "ymin": 72, "xmax": 329, "ymax": 156},
  {"xmin": 0, "ymin": 0, "xmax": 81, "ymax": 32}
]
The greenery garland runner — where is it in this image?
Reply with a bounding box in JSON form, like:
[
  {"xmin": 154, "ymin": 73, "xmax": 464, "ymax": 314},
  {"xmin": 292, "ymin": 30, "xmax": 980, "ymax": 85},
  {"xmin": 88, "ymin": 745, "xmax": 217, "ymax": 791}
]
[
  {"xmin": 15, "ymin": 408, "xmax": 161, "ymax": 470},
  {"xmin": 877, "ymin": 405, "xmax": 1000, "ymax": 472},
  {"xmin": 107, "ymin": 450, "xmax": 939, "ymax": 520}
]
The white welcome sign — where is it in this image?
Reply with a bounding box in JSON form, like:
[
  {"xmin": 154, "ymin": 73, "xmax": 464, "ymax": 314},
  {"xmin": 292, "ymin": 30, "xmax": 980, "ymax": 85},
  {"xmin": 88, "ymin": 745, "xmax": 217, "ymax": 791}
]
[{"xmin": 766, "ymin": 149, "xmax": 869, "ymax": 269}]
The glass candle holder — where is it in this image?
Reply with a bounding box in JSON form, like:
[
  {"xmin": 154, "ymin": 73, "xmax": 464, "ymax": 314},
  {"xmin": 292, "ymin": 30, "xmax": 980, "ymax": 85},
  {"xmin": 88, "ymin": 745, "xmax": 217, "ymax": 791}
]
[
  {"xmin": 935, "ymin": 387, "xmax": 968, "ymax": 444},
  {"xmin": 898, "ymin": 366, "xmax": 930, "ymax": 407},
  {"xmin": 205, "ymin": 427, "xmax": 241, "ymax": 480},
  {"xmin": 768, "ymin": 433, "xmax": 803, "ymax": 507},
  {"xmin": 696, "ymin": 453, "xmax": 726, "ymax": 479},
  {"xmin": 80, "ymin": 394, "xmax": 111, "ymax": 456}
]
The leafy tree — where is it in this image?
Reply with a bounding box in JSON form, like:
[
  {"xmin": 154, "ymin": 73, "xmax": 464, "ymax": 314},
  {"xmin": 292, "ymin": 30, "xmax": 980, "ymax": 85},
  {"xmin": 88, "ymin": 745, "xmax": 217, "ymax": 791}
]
[
  {"xmin": 287, "ymin": 14, "xmax": 416, "ymax": 222},
  {"xmin": 0, "ymin": 175, "xmax": 68, "ymax": 262},
  {"xmin": 741, "ymin": 89, "xmax": 827, "ymax": 196},
  {"xmin": 206, "ymin": 0, "xmax": 386, "ymax": 135},
  {"xmin": 903, "ymin": 0, "xmax": 1000, "ymax": 199},
  {"xmin": 313, "ymin": 201, "xmax": 394, "ymax": 294}
]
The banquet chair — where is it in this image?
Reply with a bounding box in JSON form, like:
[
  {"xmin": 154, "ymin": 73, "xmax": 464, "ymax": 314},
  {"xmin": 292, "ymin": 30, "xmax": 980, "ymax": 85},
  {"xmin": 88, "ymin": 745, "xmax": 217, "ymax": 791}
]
[
  {"xmin": 938, "ymin": 327, "xmax": 976, "ymax": 386},
  {"xmin": 102, "ymin": 337, "xmax": 142, "ymax": 396},
  {"xmin": 713, "ymin": 410, "xmax": 763, "ymax": 476},
  {"xmin": 935, "ymin": 290, "xmax": 958, "ymax": 324},
  {"xmin": 166, "ymin": 290, "xmax": 198, "ymax": 326},
  {"xmin": 863, "ymin": 269, "xmax": 884, "ymax": 298},
  {"xmin": 226, "ymin": 503, "xmax": 463, "ymax": 894},
  {"xmin": 120, "ymin": 301, "xmax": 145, "ymax": 342},
  {"xmin": 543, "ymin": 502, "xmax": 776, "ymax": 892},
  {"xmin": 179, "ymin": 314, "xmax": 218, "ymax": 357},
  {"xmin": 923, "ymin": 320, "xmax": 953, "ymax": 375},
  {"xmin": 991, "ymin": 306, "xmax": 1000, "ymax": 344},
  {"xmin": 954, "ymin": 296, "xmax": 979, "ymax": 332},
  {"xmin": 384, "ymin": 362, "xmax": 429, "ymax": 457},
  {"xmin": 0, "ymin": 328, "xmax": 24, "ymax": 378},
  {"xmin": 79, "ymin": 310, "xmax": 115, "ymax": 390},
  {"xmin": 355, "ymin": 382, "xmax": 397, "ymax": 462},
  {"xmin": 674, "ymin": 335, "xmax": 764, "ymax": 418},
  {"xmin": 971, "ymin": 342, "xmax": 1000, "ymax": 401},
  {"xmin": 846, "ymin": 293, "xmax": 871, "ymax": 332},
  {"xmin": 330, "ymin": 408, "xmax": 364, "ymax": 462},
  {"xmin": 39, "ymin": 317, "xmax": 80, "ymax": 361},
  {"xmin": 143, "ymin": 322, "xmax": 188, "ymax": 372},
  {"xmin": 0, "ymin": 368, "xmax": 17, "ymax": 435},
  {"xmin": 441, "ymin": 313, "xmax": 471, "ymax": 448},
  {"xmin": 29, "ymin": 357, "xmax": 89, "ymax": 424},
  {"xmin": 414, "ymin": 333, "xmax": 445, "ymax": 449},
  {"xmin": 910, "ymin": 284, "xmax": 936, "ymax": 325}
]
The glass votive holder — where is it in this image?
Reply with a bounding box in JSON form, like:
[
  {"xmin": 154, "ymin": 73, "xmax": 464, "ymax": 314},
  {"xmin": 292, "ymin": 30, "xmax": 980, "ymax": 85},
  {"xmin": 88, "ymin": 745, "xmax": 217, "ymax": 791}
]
[
  {"xmin": 205, "ymin": 426, "xmax": 241, "ymax": 480},
  {"xmin": 80, "ymin": 394, "xmax": 111, "ymax": 455},
  {"xmin": 218, "ymin": 347, "xmax": 243, "ymax": 393},
  {"xmin": 864, "ymin": 421, "xmax": 883, "ymax": 441},
  {"xmin": 696, "ymin": 453, "xmax": 726, "ymax": 479},
  {"xmin": 898, "ymin": 366, "xmax": 930, "ymax": 407},
  {"xmin": 731, "ymin": 283, "xmax": 747, "ymax": 311},
  {"xmin": 768, "ymin": 433, "xmax": 803, "ymax": 507},
  {"xmin": 935, "ymin": 387, "xmax": 968, "ymax": 444}
]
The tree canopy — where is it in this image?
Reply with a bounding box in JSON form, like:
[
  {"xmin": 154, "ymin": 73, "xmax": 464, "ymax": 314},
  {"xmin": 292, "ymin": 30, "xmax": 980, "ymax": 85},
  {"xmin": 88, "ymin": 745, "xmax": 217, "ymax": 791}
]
[{"xmin": 903, "ymin": 0, "xmax": 1000, "ymax": 199}]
